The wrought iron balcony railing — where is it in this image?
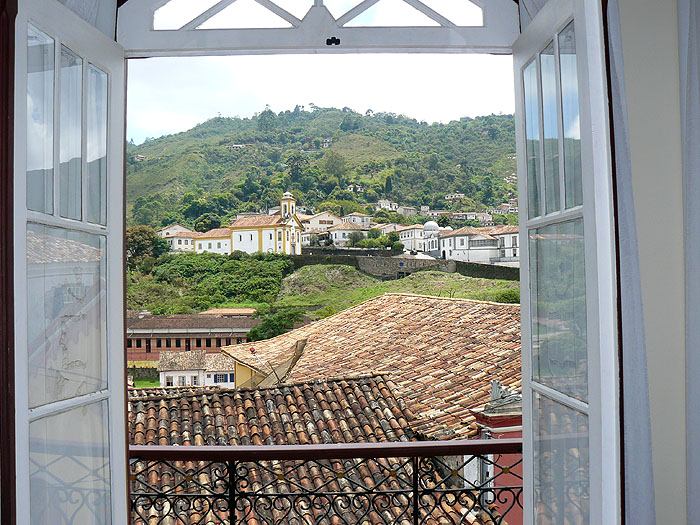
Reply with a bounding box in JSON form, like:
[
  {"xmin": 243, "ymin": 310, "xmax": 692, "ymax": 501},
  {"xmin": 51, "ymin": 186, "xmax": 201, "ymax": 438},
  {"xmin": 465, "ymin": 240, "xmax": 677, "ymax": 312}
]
[{"xmin": 129, "ymin": 438, "xmax": 523, "ymax": 525}]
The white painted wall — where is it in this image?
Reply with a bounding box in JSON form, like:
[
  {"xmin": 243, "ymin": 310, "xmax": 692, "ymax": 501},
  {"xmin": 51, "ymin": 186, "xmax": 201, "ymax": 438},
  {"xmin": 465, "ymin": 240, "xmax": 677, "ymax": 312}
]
[
  {"xmin": 168, "ymin": 236, "xmax": 196, "ymax": 253},
  {"xmin": 160, "ymin": 370, "xmax": 204, "ymax": 387},
  {"xmin": 304, "ymin": 212, "xmax": 342, "ymax": 231},
  {"xmin": 618, "ymin": 0, "xmax": 685, "ymax": 522},
  {"xmin": 204, "ymin": 370, "xmax": 235, "ymax": 387},
  {"xmin": 158, "ymin": 224, "xmax": 192, "ymax": 237},
  {"xmin": 232, "ymin": 229, "xmax": 260, "ymax": 253},
  {"xmin": 440, "ymin": 236, "xmax": 497, "ymax": 263},
  {"xmin": 195, "ymin": 238, "xmax": 231, "ymax": 254}
]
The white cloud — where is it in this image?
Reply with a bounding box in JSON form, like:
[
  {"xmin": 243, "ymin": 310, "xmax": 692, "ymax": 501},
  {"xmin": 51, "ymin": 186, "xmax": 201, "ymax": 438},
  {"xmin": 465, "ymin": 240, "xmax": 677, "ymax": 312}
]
[
  {"xmin": 127, "ymin": 53, "xmax": 514, "ymax": 144},
  {"xmin": 128, "ymin": 1, "xmax": 515, "ymax": 144}
]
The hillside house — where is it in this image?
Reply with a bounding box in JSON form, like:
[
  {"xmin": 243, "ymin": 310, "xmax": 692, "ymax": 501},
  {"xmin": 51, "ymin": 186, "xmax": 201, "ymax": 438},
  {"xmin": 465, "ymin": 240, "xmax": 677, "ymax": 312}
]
[
  {"xmin": 397, "ymin": 224, "xmax": 425, "ymax": 251},
  {"xmin": 328, "ymin": 222, "xmax": 368, "ymax": 246},
  {"xmin": 300, "ymin": 210, "xmax": 342, "ymax": 232},
  {"xmin": 445, "ymin": 193, "xmax": 466, "ymax": 201},
  {"xmin": 157, "ymin": 223, "xmax": 193, "ymax": 238},
  {"xmin": 342, "ymin": 211, "xmax": 372, "ymax": 227},
  {"xmin": 165, "ymin": 230, "xmax": 198, "ymax": 253},
  {"xmin": 397, "ymin": 205, "xmax": 418, "ymax": 216},
  {"xmin": 3, "ymin": 0, "xmax": 687, "ymax": 522},
  {"xmin": 375, "ymin": 199, "xmax": 398, "ymax": 211},
  {"xmin": 439, "ymin": 226, "xmax": 499, "ymax": 263},
  {"xmin": 485, "ymin": 225, "xmax": 520, "ymax": 266},
  {"xmin": 194, "ymin": 227, "xmax": 231, "ymax": 254},
  {"xmin": 126, "ymin": 311, "xmax": 258, "ymax": 362},
  {"xmin": 157, "ymin": 350, "xmax": 238, "ymax": 388}
]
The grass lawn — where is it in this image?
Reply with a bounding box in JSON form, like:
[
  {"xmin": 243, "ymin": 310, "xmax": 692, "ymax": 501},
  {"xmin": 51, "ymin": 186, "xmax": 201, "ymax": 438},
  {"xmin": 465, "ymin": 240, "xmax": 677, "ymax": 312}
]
[
  {"xmin": 133, "ymin": 378, "xmax": 160, "ymax": 388},
  {"xmin": 275, "ymin": 265, "xmax": 519, "ymax": 319}
]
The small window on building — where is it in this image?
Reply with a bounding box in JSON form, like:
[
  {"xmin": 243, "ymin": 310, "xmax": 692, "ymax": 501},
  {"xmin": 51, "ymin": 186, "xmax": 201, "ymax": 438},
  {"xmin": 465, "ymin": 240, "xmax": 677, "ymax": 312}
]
[
  {"xmin": 250, "ymin": 234, "xmax": 253, "ymax": 241},
  {"xmin": 191, "ymin": 376, "xmax": 198, "ymax": 386},
  {"xmin": 237, "ymin": 337, "xmax": 242, "ymax": 344},
  {"xmin": 196, "ymin": 338, "xmax": 202, "ymax": 347},
  {"xmin": 286, "ymin": 231, "xmax": 289, "ymax": 241},
  {"xmin": 269, "ymin": 233, "xmax": 273, "ymax": 240},
  {"xmin": 217, "ymin": 242, "xmax": 221, "ymax": 249},
  {"xmin": 178, "ymin": 376, "xmax": 186, "ymax": 386},
  {"xmin": 136, "ymin": 339, "xmax": 142, "ymax": 348},
  {"xmin": 460, "ymin": 238, "xmax": 465, "ymax": 246},
  {"xmin": 166, "ymin": 339, "xmax": 171, "ymax": 348},
  {"xmin": 214, "ymin": 373, "xmax": 227, "ymax": 383},
  {"xmin": 127, "ymin": 339, "xmax": 132, "ymax": 348},
  {"xmin": 207, "ymin": 374, "xmax": 211, "ymax": 379},
  {"xmin": 178, "ymin": 239, "xmax": 182, "ymax": 245},
  {"xmin": 208, "ymin": 242, "xmax": 212, "ymax": 249},
  {"xmin": 206, "ymin": 338, "xmax": 212, "ymax": 348},
  {"xmin": 166, "ymin": 376, "xmax": 173, "ymax": 387},
  {"xmin": 156, "ymin": 339, "xmax": 162, "ymax": 348},
  {"xmin": 184, "ymin": 240, "xmax": 188, "ymax": 245},
  {"xmin": 175, "ymin": 339, "xmax": 181, "ymax": 348},
  {"xmin": 226, "ymin": 338, "xmax": 231, "ymax": 345},
  {"xmin": 216, "ymin": 338, "xmax": 221, "ymax": 347},
  {"xmin": 239, "ymin": 235, "xmax": 242, "ymax": 242},
  {"xmin": 278, "ymin": 231, "xmax": 282, "ymax": 241}
]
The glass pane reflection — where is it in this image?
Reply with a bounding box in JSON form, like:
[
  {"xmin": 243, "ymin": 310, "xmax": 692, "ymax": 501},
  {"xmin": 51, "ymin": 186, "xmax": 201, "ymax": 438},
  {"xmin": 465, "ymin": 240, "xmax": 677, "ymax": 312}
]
[
  {"xmin": 30, "ymin": 401, "xmax": 111, "ymax": 525},
  {"xmin": 27, "ymin": 25, "xmax": 54, "ymax": 214},
  {"xmin": 523, "ymin": 60, "xmax": 541, "ymax": 219},
  {"xmin": 87, "ymin": 65, "xmax": 107, "ymax": 225},
  {"xmin": 59, "ymin": 46, "xmax": 82, "ymax": 220},
  {"xmin": 27, "ymin": 224, "xmax": 107, "ymax": 408},
  {"xmin": 559, "ymin": 22, "xmax": 583, "ymax": 208},
  {"xmin": 529, "ymin": 219, "xmax": 588, "ymax": 401},
  {"xmin": 533, "ymin": 393, "xmax": 589, "ymax": 525},
  {"xmin": 541, "ymin": 41, "xmax": 561, "ymax": 214}
]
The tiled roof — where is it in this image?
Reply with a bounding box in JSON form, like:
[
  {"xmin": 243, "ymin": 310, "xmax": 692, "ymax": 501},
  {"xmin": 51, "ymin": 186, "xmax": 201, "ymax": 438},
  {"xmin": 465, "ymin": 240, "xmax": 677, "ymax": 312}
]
[
  {"xmin": 328, "ymin": 222, "xmax": 368, "ymax": 231},
  {"xmin": 343, "ymin": 212, "xmax": 370, "ymax": 217},
  {"xmin": 441, "ymin": 226, "xmax": 495, "ymax": 239},
  {"xmin": 128, "ymin": 374, "xmax": 415, "ymax": 446},
  {"xmin": 230, "ymin": 215, "xmax": 283, "ymax": 228},
  {"xmin": 127, "ymin": 314, "xmax": 259, "ymax": 331},
  {"xmin": 169, "ymin": 231, "xmax": 201, "ymax": 238},
  {"xmin": 158, "ymin": 349, "xmax": 206, "ymax": 372},
  {"xmin": 224, "ymin": 294, "xmax": 521, "ymax": 439},
  {"xmin": 204, "ymin": 352, "xmax": 238, "ymax": 372},
  {"xmin": 129, "ymin": 376, "xmax": 502, "ymax": 524},
  {"xmin": 197, "ymin": 228, "xmax": 232, "ymax": 239},
  {"xmin": 481, "ymin": 225, "xmax": 519, "ymax": 235},
  {"xmin": 397, "ymin": 224, "xmax": 423, "ymax": 231}
]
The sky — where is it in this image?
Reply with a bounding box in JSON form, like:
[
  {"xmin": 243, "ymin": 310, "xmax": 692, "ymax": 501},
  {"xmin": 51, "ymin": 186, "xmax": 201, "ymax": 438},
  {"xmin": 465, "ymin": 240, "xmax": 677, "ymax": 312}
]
[{"xmin": 126, "ymin": 0, "xmax": 515, "ymax": 144}]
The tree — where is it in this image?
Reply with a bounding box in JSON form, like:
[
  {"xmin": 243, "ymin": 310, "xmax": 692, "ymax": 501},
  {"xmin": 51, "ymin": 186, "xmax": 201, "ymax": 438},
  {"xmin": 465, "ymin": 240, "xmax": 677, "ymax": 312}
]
[
  {"xmin": 367, "ymin": 228, "xmax": 381, "ymax": 239},
  {"xmin": 323, "ymin": 151, "xmax": 347, "ymax": 179},
  {"xmin": 388, "ymin": 231, "xmax": 400, "ymax": 244},
  {"xmin": 247, "ymin": 307, "xmax": 304, "ymax": 341},
  {"xmin": 348, "ymin": 231, "xmax": 365, "ymax": 246},
  {"xmin": 384, "ymin": 175, "xmax": 393, "ymax": 195},
  {"xmin": 194, "ymin": 213, "xmax": 221, "ymax": 232},
  {"xmin": 257, "ymin": 107, "xmax": 277, "ymax": 132},
  {"xmin": 126, "ymin": 226, "xmax": 169, "ymax": 271},
  {"xmin": 437, "ymin": 214, "xmax": 452, "ymax": 228},
  {"xmin": 286, "ymin": 152, "xmax": 309, "ymax": 182}
]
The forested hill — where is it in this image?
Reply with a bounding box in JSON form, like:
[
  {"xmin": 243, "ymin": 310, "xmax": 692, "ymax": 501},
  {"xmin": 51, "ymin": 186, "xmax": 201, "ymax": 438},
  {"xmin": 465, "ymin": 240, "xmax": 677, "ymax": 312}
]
[{"xmin": 126, "ymin": 106, "xmax": 516, "ymax": 229}]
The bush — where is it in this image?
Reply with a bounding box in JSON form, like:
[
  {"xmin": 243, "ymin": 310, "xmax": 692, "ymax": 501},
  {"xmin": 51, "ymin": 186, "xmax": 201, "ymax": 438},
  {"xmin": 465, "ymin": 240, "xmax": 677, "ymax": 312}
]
[
  {"xmin": 392, "ymin": 242, "xmax": 405, "ymax": 252},
  {"xmin": 247, "ymin": 307, "xmax": 305, "ymax": 341}
]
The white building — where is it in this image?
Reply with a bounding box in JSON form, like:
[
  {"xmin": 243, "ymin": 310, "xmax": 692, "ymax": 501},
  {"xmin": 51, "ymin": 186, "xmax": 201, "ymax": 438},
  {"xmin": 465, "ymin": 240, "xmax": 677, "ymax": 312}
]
[
  {"xmin": 375, "ymin": 199, "xmax": 398, "ymax": 212},
  {"xmin": 328, "ymin": 222, "xmax": 368, "ymax": 247},
  {"xmin": 230, "ymin": 194, "xmax": 303, "ymax": 255},
  {"xmin": 165, "ymin": 231, "xmax": 198, "ymax": 253},
  {"xmin": 301, "ymin": 211, "xmax": 342, "ymax": 232},
  {"xmin": 439, "ymin": 227, "xmax": 499, "ymax": 263},
  {"xmin": 342, "ymin": 211, "xmax": 372, "ymax": 228},
  {"xmin": 158, "ymin": 350, "xmax": 237, "ymax": 388},
  {"xmin": 373, "ymin": 223, "xmax": 402, "ymax": 236},
  {"xmin": 445, "ymin": 193, "xmax": 466, "ymax": 201},
  {"xmin": 157, "ymin": 223, "xmax": 194, "ymax": 238},
  {"xmin": 194, "ymin": 228, "xmax": 232, "ymax": 254},
  {"xmin": 397, "ymin": 224, "xmax": 425, "ymax": 252},
  {"xmin": 397, "ymin": 206, "xmax": 418, "ymax": 216},
  {"xmin": 423, "ymin": 221, "xmax": 453, "ymax": 257},
  {"xmin": 482, "ymin": 225, "xmax": 520, "ymax": 267}
]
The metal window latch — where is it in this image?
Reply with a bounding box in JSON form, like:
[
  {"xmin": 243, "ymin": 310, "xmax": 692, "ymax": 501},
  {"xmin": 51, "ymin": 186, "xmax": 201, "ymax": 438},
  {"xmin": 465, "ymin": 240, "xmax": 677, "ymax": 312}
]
[{"xmin": 326, "ymin": 36, "xmax": 340, "ymax": 46}]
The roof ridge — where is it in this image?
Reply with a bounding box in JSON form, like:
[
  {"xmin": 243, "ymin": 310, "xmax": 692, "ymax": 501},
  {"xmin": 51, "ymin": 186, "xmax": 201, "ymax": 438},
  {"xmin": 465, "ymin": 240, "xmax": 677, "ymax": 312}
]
[{"xmin": 373, "ymin": 292, "xmax": 520, "ymax": 308}]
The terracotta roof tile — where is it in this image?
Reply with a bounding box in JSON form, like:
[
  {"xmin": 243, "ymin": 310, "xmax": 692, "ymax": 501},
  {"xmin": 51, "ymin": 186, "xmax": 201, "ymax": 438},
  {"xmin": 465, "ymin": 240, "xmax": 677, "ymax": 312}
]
[
  {"xmin": 223, "ymin": 294, "xmax": 521, "ymax": 439},
  {"xmin": 197, "ymin": 227, "xmax": 232, "ymax": 239},
  {"xmin": 328, "ymin": 222, "xmax": 368, "ymax": 231},
  {"xmin": 231, "ymin": 215, "xmax": 283, "ymax": 228}
]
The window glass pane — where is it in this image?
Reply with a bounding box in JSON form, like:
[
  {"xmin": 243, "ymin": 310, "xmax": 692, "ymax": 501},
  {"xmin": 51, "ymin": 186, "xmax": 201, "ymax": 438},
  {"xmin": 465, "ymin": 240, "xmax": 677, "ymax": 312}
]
[
  {"xmin": 59, "ymin": 46, "xmax": 82, "ymax": 220},
  {"xmin": 529, "ymin": 219, "xmax": 588, "ymax": 401},
  {"xmin": 523, "ymin": 59, "xmax": 541, "ymax": 218},
  {"xmin": 27, "ymin": 25, "xmax": 54, "ymax": 214},
  {"xmin": 541, "ymin": 41, "xmax": 561, "ymax": 214},
  {"xmin": 87, "ymin": 64, "xmax": 107, "ymax": 225},
  {"xmin": 27, "ymin": 224, "xmax": 107, "ymax": 408},
  {"xmin": 30, "ymin": 401, "xmax": 111, "ymax": 525},
  {"xmin": 559, "ymin": 22, "xmax": 583, "ymax": 208},
  {"xmin": 533, "ymin": 393, "xmax": 589, "ymax": 524}
]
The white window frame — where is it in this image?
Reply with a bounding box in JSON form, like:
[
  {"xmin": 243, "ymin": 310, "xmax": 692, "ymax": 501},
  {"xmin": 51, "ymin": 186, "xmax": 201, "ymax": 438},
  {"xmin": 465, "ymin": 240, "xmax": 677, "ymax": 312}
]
[
  {"xmin": 513, "ymin": 0, "xmax": 619, "ymax": 523},
  {"xmin": 13, "ymin": 0, "xmax": 127, "ymax": 522}
]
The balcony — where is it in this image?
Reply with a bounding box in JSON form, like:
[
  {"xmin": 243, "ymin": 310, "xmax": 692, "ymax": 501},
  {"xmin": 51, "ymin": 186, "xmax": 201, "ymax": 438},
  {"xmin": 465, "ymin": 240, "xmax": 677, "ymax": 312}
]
[{"xmin": 129, "ymin": 439, "xmax": 523, "ymax": 524}]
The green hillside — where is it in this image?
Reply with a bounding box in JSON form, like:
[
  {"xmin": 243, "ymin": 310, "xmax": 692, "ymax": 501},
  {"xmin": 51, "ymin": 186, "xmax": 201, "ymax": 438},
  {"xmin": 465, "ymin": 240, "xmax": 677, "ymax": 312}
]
[{"xmin": 127, "ymin": 107, "xmax": 517, "ymax": 229}]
